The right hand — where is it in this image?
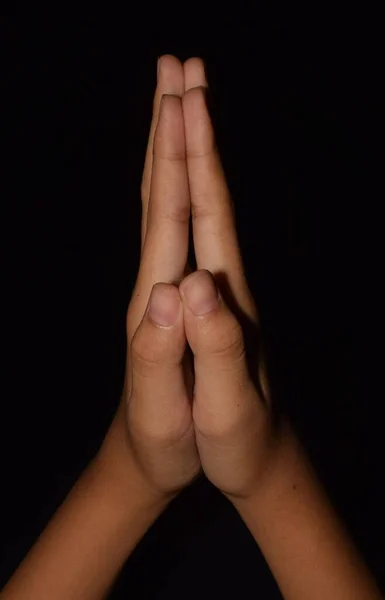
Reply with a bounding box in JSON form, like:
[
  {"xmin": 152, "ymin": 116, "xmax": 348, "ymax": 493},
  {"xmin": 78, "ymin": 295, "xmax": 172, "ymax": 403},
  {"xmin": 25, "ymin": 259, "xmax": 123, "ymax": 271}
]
[
  {"xmin": 99, "ymin": 55, "xmax": 200, "ymax": 501},
  {"xmin": 179, "ymin": 62, "xmax": 285, "ymax": 500}
]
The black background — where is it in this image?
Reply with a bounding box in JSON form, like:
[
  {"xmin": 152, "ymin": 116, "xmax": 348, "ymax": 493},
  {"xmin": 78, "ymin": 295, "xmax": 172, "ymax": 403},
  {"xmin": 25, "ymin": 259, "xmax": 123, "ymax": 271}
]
[{"xmin": 2, "ymin": 4, "xmax": 384, "ymax": 598}]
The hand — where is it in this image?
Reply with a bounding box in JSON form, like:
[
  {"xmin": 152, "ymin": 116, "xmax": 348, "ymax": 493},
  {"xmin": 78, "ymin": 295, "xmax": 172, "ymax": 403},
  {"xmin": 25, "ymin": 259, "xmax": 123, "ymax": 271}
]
[
  {"xmin": 100, "ymin": 56, "xmax": 200, "ymax": 500},
  {"xmin": 179, "ymin": 61, "xmax": 282, "ymax": 500}
]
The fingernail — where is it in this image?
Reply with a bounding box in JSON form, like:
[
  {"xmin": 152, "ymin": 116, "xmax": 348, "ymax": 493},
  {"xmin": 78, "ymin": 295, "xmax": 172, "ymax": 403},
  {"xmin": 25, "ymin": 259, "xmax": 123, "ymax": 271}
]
[
  {"xmin": 181, "ymin": 270, "xmax": 219, "ymax": 316},
  {"xmin": 148, "ymin": 284, "xmax": 179, "ymax": 326}
]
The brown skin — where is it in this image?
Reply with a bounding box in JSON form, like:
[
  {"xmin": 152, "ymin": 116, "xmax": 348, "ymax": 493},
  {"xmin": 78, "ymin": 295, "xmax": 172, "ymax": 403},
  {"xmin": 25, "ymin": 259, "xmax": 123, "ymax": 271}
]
[{"xmin": 1, "ymin": 55, "xmax": 382, "ymax": 600}]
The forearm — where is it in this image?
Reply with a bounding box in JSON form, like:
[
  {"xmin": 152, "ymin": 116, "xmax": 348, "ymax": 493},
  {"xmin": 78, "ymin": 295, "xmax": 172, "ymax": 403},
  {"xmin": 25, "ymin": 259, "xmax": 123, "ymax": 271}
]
[
  {"xmin": 1, "ymin": 436, "xmax": 168, "ymax": 600},
  {"xmin": 232, "ymin": 424, "xmax": 382, "ymax": 600}
]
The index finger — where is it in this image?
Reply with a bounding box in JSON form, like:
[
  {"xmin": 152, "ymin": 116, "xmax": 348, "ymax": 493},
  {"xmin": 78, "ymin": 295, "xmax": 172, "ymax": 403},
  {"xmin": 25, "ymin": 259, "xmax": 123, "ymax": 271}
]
[{"xmin": 129, "ymin": 94, "xmax": 190, "ymax": 335}]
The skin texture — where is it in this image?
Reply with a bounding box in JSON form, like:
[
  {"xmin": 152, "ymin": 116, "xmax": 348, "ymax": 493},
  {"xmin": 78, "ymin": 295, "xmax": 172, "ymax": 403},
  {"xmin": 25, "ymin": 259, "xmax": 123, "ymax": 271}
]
[{"xmin": 1, "ymin": 55, "xmax": 383, "ymax": 600}]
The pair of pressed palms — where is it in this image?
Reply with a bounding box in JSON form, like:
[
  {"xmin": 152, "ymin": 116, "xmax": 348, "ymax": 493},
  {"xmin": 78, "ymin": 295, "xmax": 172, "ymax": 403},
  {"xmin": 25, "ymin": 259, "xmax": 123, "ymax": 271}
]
[{"xmin": 2, "ymin": 55, "xmax": 382, "ymax": 600}]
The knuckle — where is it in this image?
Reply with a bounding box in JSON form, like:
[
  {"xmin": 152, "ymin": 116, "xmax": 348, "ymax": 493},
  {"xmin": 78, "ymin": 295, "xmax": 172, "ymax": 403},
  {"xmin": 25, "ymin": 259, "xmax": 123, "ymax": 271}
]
[
  {"xmin": 131, "ymin": 417, "xmax": 168, "ymax": 443},
  {"xmin": 126, "ymin": 311, "xmax": 135, "ymax": 341},
  {"xmin": 191, "ymin": 198, "xmax": 221, "ymax": 220},
  {"xmin": 186, "ymin": 146, "xmax": 214, "ymax": 160},
  {"xmin": 142, "ymin": 422, "xmax": 185, "ymax": 446},
  {"xmin": 126, "ymin": 301, "xmax": 141, "ymax": 341},
  {"xmin": 155, "ymin": 150, "xmax": 186, "ymax": 164},
  {"xmin": 155, "ymin": 203, "xmax": 191, "ymax": 224},
  {"xmin": 184, "ymin": 56, "xmax": 205, "ymax": 71},
  {"xmin": 194, "ymin": 406, "xmax": 240, "ymax": 441},
  {"xmin": 129, "ymin": 398, "xmax": 191, "ymax": 446},
  {"xmin": 209, "ymin": 319, "xmax": 245, "ymax": 362},
  {"xmin": 194, "ymin": 388, "xmax": 260, "ymax": 442},
  {"xmin": 185, "ymin": 139, "xmax": 215, "ymax": 160},
  {"xmin": 131, "ymin": 330, "xmax": 163, "ymax": 372}
]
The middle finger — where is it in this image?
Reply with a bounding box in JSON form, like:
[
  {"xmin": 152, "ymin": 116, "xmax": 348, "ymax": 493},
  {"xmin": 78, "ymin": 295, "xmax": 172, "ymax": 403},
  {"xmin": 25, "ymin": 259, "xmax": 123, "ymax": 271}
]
[
  {"xmin": 183, "ymin": 68, "xmax": 256, "ymax": 321},
  {"xmin": 141, "ymin": 55, "xmax": 185, "ymax": 251}
]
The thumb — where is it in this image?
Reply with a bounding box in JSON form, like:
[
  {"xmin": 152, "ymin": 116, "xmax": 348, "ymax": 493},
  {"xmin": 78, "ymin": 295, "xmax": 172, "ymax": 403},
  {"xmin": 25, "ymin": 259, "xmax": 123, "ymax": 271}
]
[
  {"xmin": 179, "ymin": 270, "xmax": 264, "ymax": 437},
  {"xmin": 129, "ymin": 283, "xmax": 191, "ymax": 441}
]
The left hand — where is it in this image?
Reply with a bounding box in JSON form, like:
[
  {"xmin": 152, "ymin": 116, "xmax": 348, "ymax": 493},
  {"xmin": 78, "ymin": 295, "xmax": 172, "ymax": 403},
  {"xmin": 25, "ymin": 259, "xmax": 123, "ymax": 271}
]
[{"xmin": 178, "ymin": 59, "xmax": 282, "ymax": 501}]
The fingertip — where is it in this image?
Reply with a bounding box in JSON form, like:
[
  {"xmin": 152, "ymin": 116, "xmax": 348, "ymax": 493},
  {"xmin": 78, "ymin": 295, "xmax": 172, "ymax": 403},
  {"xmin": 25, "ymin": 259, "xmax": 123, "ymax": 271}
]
[
  {"xmin": 183, "ymin": 57, "xmax": 208, "ymax": 90},
  {"xmin": 180, "ymin": 271, "xmax": 246, "ymax": 367},
  {"xmin": 148, "ymin": 283, "xmax": 181, "ymax": 327},
  {"xmin": 158, "ymin": 54, "xmax": 182, "ymax": 66},
  {"xmin": 180, "ymin": 270, "xmax": 219, "ymax": 316},
  {"xmin": 157, "ymin": 55, "xmax": 185, "ymax": 94}
]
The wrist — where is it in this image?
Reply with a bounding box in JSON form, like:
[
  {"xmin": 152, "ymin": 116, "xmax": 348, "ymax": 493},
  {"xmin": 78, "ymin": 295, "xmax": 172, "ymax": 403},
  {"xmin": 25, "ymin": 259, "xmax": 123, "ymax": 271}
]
[
  {"xmin": 95, "ymin": 407, "xmax": 173, "ymax": 517},
  {"xmin": 228, "ymin": 421, "xmax": 330, "ymax": 548},
  {"xmin": 92, "ymin": 448, "xmax": 171, "ymax": 519},
  {"xmin": 226, "ymin": 419, "xmax": 302, "ymax": 513},
  {"xmin": 225, "ymin": 422, "xmax": 384, "ymax": 600}
]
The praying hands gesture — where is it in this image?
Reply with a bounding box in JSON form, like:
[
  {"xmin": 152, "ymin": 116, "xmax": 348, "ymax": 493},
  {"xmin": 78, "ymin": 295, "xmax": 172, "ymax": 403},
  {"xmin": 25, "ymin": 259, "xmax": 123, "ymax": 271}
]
[{"xmin": 2, "ymin": 56, "xmax": 382, "ymax": 600}]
